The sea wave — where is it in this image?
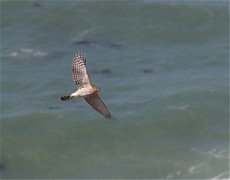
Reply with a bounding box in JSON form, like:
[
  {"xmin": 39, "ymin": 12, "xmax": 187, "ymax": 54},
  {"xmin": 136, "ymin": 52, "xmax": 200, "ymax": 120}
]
[
  {"xmin": 211, "ymin": 171, "xmax": 229, "ymax": 180},
  {"xmin": 8, "ymin": 48, "xmax": 48, "ymax": 58}
]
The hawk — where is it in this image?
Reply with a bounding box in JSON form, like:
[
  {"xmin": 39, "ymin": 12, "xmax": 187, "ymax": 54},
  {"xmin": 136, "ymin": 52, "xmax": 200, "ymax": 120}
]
[{"xmin": 59, "ymin": 52, "xmax": 112, "ymax": 120}]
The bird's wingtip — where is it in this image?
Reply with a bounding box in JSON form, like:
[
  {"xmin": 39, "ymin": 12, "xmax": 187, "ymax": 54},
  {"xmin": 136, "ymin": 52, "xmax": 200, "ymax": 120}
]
[{"xmin": 106, "ymin": 114, "xmax": 116, "ymax": 121}]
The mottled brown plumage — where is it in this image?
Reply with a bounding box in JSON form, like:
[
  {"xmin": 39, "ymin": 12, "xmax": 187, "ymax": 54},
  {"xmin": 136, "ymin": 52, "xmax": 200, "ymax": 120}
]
[{"xmin": 59, "ymin": 52, "xmax": 111, "ymax": 120}]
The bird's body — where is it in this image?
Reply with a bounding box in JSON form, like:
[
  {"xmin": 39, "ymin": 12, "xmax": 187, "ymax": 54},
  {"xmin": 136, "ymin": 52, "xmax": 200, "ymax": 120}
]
[
  {"xmin": 59, "ymin": 52, "xmax": 112, "ymax": 120},
  {"xmin": 72, "ymin": 86, "xmax": 99, "ymax": 98},
  {"xmin": 59, "ymin": 86, "xmax": 99, "ymax": 101}
]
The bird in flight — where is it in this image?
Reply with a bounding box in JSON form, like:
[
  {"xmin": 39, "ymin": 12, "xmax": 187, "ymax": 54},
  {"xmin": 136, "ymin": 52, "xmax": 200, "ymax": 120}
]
[{"xmin": 59, "ymin": 52, "xmax": 112, "ymax": 120}]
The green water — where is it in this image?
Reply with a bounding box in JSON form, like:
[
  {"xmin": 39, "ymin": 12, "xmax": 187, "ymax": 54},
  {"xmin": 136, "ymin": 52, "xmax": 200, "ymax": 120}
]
[{"xmin": 1, "ymin": 1, "xmax": 229, "ymax": 179}]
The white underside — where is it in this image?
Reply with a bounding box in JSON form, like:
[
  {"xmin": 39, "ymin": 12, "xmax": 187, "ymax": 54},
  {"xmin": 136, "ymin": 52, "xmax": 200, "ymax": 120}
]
[{"xmin": 70, "ymin": 88, "xmax": 93, "ymax": 98}]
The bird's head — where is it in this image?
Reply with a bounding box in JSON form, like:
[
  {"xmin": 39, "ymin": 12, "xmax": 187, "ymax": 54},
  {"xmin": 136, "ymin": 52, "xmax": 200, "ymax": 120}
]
[
  {"xmin": 95, "ymin": 86, "xmax": 100, "ymax": 92},
  {"xmin": 93, "ymin": 86, "xmax": 100, "ymax": 92}
]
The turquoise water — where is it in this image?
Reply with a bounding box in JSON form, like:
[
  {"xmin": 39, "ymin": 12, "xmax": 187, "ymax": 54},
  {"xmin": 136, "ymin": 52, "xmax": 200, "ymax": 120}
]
[{"xmin": 1, "ymin": 1, "xmax": 229, "ymax": 179}]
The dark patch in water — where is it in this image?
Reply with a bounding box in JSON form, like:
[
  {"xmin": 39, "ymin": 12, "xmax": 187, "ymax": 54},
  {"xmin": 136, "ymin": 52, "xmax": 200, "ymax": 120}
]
[
  {"xmin": 72, "ymin": 40, "xmax": 121, "ymax": 49},
  {"xmin": 72, "ymin": 40, "xmax": 97, "ymax": 46},
  {"xmin": 101, "ymin": 42, "xmax": 121, "ymax": 49},
  {"xmin": 102, "ymin": 68, "xmax": 111, "ymax": 74},
  {"xmin": 33, "ymin": 2, "xmax": 42, "ymax": 8},
  {"xmin": 48, "ymin": 106, "xmax": 60, "ymax": 110},
  {"xmin": 143, "ymin": 69, "xmax": 153, "ymax": 74},
  {"xmin": 0, "ymin": 162, "xmax": 5, "ymax": 171},
  {"xmin": 92, "ymin": 68, "xmax": 112, "ymax": 75}
]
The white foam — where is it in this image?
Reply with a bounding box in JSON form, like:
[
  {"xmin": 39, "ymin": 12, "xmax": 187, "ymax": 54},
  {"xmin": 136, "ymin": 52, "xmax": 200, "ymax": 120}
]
[
  {"xmin": 166, "ymin": 173, "xmax": 174, "ymax": 178},
  {"xmin": 211, "ymin": 170, "xmax": 229, "ymax": 179},
  {"xmin": 72, "ymin": 28, "xmax": 95, "ymax": 42},
  {"xmin": 189, "ymin": 163, "xmax": 205, "ymax": 173},
  {"xmin": 169, "ymin": 105, "xmax": 189, "ymax": 111},
  {"xmin": 9, "ymin": 48, "xmax": 47, "ymax": 58},
  {"xmin": 177, "ymin": 105, "xmax": 189, "ymax": 111},
  {"xmin": 191, "ymin": 148, "xmax": 227, "ymax": 159},
  {"xmin": 10, "ymin": 51, "xmax": 18, "ymax": 57},
  {"xmin": 201, "ymin": 148, "xmax": 226, "ymax": 159},
  {"xmin": 20, "ymin": 48, "xmax": 47, "ymax": 57}
]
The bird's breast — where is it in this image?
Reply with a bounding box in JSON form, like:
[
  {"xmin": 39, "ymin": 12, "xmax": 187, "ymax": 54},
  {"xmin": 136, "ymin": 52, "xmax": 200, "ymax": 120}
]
[{"xmin": 73, "ymin": 87, "xmax": 98, "ymax": 98}]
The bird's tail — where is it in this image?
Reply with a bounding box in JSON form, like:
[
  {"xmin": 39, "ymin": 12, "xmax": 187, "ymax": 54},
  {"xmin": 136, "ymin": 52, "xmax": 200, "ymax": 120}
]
[{"xmin": 59, "ymin": 95, "xmax": 73, "ymax": 101}]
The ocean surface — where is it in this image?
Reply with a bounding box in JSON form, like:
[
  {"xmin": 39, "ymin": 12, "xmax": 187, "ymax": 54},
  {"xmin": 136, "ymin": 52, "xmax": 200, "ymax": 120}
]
[{"xmin": 1, "ymin": 0, "xmax": 229, "ymax": 179}]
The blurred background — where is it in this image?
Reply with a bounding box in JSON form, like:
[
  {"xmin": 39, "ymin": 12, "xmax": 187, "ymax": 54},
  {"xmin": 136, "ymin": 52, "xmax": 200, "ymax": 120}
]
[{"xmin": 1, "ymin": 0, "xmax": 229, "ymax": 179}]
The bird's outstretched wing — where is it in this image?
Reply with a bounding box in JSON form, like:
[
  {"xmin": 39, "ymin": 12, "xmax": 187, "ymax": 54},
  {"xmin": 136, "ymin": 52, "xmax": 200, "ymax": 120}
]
[
  {"xmin": 85, "ymin": 94, "xmax": 112, "ymax": 120},
  {"xmin": 72, "ymin": 52, "xmax": 92, "ymax": 89}
]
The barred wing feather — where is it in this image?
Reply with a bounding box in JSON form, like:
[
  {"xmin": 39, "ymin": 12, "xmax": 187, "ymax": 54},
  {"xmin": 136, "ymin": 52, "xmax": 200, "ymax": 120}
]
[
  {"xmin": 85, "ymin": 95, "xmax": 112, "ymax": 120},
  {"xmin": 72, "ymin": 52, "xmax": 92, "ymax": 89}
]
